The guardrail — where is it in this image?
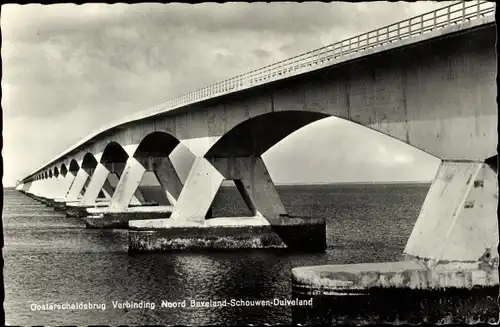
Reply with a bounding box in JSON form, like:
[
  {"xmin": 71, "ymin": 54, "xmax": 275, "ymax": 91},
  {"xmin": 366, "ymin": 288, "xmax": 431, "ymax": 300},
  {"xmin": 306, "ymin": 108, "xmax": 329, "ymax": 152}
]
[{"xmin": 20, "ymin": 0, "xmax": 495, "ymax": 182}]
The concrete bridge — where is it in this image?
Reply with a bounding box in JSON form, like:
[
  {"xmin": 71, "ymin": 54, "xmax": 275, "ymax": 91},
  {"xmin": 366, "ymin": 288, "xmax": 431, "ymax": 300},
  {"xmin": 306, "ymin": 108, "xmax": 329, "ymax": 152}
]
[{"xmin": 17, "ymin": 0, "xmax": 497, "ymax": 280}]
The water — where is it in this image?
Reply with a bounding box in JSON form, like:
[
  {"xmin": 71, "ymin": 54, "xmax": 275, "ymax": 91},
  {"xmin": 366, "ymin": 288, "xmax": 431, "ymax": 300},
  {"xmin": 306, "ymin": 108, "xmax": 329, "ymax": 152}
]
[{"xmin": 4, "ymin": 184, "xmax": 429, "ymax": 325}]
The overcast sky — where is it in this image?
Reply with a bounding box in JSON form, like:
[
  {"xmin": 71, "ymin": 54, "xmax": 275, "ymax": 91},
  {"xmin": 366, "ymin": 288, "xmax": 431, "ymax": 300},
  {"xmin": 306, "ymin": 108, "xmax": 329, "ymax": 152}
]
[{"xmin": 2, "ymin": 2, "xmax": 451, "ymax": 187}]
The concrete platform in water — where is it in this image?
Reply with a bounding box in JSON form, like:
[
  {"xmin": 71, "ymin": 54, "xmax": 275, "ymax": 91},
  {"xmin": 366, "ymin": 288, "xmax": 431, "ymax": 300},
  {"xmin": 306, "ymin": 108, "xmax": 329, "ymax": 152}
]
[
  {"xmin": 128, "ymin": 216, "xmax": 326, "ymax": 252},
  {"xmin": 84, "ymin": 205, "xmax": 173, "ymax": 229},
  {"xmin": 65, "ymin": 200, "xmax": 112, "ymax": 217},
  {"xmin": 291, "ymin": 260, "xmax": 499, "ymax": 324},
  {"xmin": 65, "ymin": 200, "xmax": 159, "ymax": 217}
]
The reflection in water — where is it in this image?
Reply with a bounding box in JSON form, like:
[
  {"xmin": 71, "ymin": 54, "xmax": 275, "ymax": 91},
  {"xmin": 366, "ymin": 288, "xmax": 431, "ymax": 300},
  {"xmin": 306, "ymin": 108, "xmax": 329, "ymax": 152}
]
[{"xmin": 4, "ymin": 184, "xmax": 428, "ymax": 325}]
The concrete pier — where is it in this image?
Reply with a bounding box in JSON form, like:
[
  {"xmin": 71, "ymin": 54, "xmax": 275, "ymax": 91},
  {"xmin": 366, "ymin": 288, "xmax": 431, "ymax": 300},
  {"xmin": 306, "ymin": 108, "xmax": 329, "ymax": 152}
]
[
  {"xmin": 84, "ymin": 205, "xmax": 173, "ymax": 229},
  {"xmin": 291, "ymin": 260, "xmax": 499, "ymax": 324},
  {"xmin": 128, "ymin": 216, "xmax": 326, "ymax": 252}
]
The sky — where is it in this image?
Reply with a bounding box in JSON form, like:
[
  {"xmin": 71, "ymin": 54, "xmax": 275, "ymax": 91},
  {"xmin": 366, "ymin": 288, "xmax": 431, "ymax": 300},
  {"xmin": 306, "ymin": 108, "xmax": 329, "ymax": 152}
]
[{"xmin": 1, "ymin": 2, "xmax": 451, "ymax": 187}]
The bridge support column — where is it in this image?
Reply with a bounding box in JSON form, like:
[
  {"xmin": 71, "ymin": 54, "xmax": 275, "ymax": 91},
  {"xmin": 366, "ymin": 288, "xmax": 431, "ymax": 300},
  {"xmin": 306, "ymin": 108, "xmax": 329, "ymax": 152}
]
[
  {"xmin": 52, "ymin": 171, "xmax": 79, "ymax": 210},
  {"xmin": 404, "ymin": 160, "xmax": 498, "ymax": 265},
  {"xmin": 65, "ymin": 166, "xmax": 108, "ymax": 217},
  {"xmin": 100, "ymin": 177, "xmax": 115, "ymax": 199},
  {"xmin": 84, "ymin": 156, "xmax": 181, "ymax": 229},
  {"xmin": 46, "ymin": 174, "xmax": 76, "ymax": 207},
  {"xmin": 128, "ymin": 156, "xmax": 325, "ymax": 252},
  {"xmin": 27, "ymin": 180, "xmax": 40, "ymax": 197},
  {"xmin": 291, "ymin": 159, "xmax": 498, "ymax": 324},
  {"xmin": 65, "ymin": 169, "xmax": 90, "ymax": 202},
  {"xmin": 169, "ymin": 156, "xmax": 287, "ymax": 222},
  {"xmin": 80, "ymin": 163, "xmax": 110, "ymax": 205},
  {"xmin": 44, "ymin": 176, "xmax": 63, "ymax": 206},
  {"xmin": 66, "ymin": 160, "xmax": 146, "ymax": 219}
]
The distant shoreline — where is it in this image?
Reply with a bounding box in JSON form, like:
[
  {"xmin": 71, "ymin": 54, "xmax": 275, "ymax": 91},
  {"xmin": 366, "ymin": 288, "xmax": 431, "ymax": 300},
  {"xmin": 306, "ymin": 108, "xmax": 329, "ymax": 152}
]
[{"xmin": 4, "ymin": 181, "xmax": 431, "ymax": 190}]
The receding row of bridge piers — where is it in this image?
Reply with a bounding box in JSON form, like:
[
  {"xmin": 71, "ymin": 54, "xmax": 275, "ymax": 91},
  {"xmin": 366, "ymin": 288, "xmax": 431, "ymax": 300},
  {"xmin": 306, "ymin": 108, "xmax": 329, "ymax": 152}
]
[{"xmin": 17, "ymin": 149, "xmax": 327, "ymax": 253}]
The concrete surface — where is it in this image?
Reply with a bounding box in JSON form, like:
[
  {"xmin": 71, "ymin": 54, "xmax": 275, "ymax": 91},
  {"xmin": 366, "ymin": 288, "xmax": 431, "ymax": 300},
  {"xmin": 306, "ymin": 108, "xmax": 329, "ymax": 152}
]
[
  {"xmin": 84, "ymin": 205, "xmax": 173, "ymax": 229},
  {"xmin": 404, "ymin": 161, "xmax": 498, "ymax": 264},
  {"xmin": 291, "ymin": 260, "xmax": 499, "ymax": 324},
  {"xmin": 292, "ymin": 260, "xmax": 498, "ymax": 295}
]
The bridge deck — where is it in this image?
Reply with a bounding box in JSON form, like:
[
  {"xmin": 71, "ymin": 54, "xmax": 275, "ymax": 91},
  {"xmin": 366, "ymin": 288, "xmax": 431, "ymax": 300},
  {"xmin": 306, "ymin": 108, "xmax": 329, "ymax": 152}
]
[{"xmin": 20, "ymin": 0, "xmax": 496, "ymax": 183}]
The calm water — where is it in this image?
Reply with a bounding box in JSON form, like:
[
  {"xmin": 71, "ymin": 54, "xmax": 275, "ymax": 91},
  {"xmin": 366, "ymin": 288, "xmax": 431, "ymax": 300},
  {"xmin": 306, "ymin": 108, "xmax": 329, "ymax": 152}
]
[{"xmin": 4, "ymin": 184, "xmax": 429, "ymax": 325}]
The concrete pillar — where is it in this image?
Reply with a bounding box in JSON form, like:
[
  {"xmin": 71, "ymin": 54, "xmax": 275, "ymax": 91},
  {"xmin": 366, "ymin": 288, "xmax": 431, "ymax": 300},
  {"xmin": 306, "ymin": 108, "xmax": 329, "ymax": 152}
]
[
  {"xmin": 51, "ymin": 173, "xmax": 76, "ymax": 199},
  {"xmin": 170, "ymin": 156, "xmax": 287, "ymax": 222},
  {"xmin": 28, "ymin": 180, "xmax": 39, "ymax": 195},
  {"xmin": 108, "ymin": 157, "xmax": 147, "ymax": 210},
  {"xmin": 40, "ymin": 178, "xmax": 51, "ymax": 197},
  {"xmin": 404, "ymin": 160, "xmax": 498, "ymax": 266},
  {"xmin": 66, "ymin": 169, "xmax": 90, "ymax": 202},
  {"xmin": 81, "ymin": 163, "xmax": 110, "ymax": 205},
  {"xmin": 60, "ymin": 172, "xmax": 77, "ymax": 198},
  {"xmin": 47, "ymin": 176, "xmax": 61, "ymax": 199},
  {"xmin": 22, "ymin": 182, "xmax": 32, "ymax": 192},
  {"xmin": 33, "ymin": 180, "xmax": 42, "ymax": 195},
  {"xmin": 132, "ymin": 188, "xmax": 146, "ymax": 205}
]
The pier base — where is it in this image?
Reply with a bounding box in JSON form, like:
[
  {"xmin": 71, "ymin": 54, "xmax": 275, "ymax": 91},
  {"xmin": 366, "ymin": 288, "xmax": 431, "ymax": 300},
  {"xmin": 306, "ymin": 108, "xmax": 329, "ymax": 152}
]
[
  {"xmin": 53, "ymin": 199, "xmax": 68, "ymax": 211},
  {"xmin": 128, "ymin": 216, "xmax": 325, "ymax": 252},
  {"xmin": 84, "ymin": 205, "xmax": 173, "ymax": 229},
  {"xmin": 291, "ymin": 260, "xmax": 499, "ymax": 324},
  {"xmin": 65, "ymin": 201, "xmax": 111, "ymax": 217},
  {"xmin": 66, "ymin": 201, "xmax": 160, "ymax": 218}
]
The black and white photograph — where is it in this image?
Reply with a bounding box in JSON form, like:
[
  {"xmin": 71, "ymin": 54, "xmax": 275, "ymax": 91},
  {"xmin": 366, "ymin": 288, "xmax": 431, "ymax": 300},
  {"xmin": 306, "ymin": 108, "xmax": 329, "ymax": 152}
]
[{"xmin": 2, "ymin": 1, "xmax": 498, "ymax": 325}]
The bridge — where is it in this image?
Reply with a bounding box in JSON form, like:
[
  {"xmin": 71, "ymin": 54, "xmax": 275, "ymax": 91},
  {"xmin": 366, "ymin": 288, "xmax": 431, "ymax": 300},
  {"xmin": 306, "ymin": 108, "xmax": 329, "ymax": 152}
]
[{"xmin": 16, "ymin": 0, "xmax": 497, "ymax": 291}]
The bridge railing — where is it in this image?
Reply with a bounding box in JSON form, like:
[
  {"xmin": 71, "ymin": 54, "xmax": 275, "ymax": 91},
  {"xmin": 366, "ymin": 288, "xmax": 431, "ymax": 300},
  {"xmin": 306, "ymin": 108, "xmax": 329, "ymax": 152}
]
[
  {"xmin": 20, "ymin": 0, "xmax": 495, "ymax": 183},
  {"xmin": 127, "ymin": 0, "xmax": 494, "ymax": 121}
]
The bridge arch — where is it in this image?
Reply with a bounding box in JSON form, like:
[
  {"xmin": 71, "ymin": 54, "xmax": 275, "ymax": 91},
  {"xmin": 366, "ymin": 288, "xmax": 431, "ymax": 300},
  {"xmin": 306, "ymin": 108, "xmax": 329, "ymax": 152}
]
[
  {"xmin": 48, "ymin": 169, "xmax": 53, "ymax": 178},
  {"xmin": 60, "ymin": 164, "xmax": 68, "ymax": 177},
  {"xmin": 133, "ymin": 131, "xmax": 180, "ymax": 158},
  {"xmin": 205, "ymin": 110, "xmax": 443, "ymax": 160},
  {"xmin": 69, "ymin": 159, "xmax": 80, "ymax": 175},
  {"xmin": 54, "ymin": 167, "xmax": 60, "ymax": 178},
  {"xmin": 206, "ymin": 111, "xmax": 329, "ymax": 157}
]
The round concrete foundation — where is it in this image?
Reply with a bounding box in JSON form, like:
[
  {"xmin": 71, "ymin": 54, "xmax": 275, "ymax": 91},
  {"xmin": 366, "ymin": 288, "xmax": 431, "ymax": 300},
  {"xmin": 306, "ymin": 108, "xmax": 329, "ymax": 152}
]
[
  {"xmin": 291, "ymin": 261, "xmax": 499, "ymax": 324},
  {"xmin": 128, "ymin": 217, "xmax": 326, "ymax": 252}
]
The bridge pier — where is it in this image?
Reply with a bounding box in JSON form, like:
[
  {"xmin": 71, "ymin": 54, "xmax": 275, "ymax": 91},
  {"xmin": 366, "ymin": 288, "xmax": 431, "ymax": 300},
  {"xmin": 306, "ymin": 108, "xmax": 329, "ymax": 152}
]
[
  {"xmin": 43, "ymin": 176, "xmax": 62, "ymax": 206},
  {"xmin": 292, "ymin": 158, "xmax": 498, "ymax": 324},
  {"xmin": 47, "ymin": 172, "xmax": 77, "ymax": 209},
  {"xmin": 84, "ymin": 156, "xmax": 179, "ymax": 229},
  {"xmin": 55, "ymin": 168, "xmax": 89, "ymax": 210},
  {"xmin": 128, "ymin": 156, "xmax": 325, "ymax": 252},
  {"xmin": 29, "ymin": 179, "xmax": 51, "ymax": 203}
]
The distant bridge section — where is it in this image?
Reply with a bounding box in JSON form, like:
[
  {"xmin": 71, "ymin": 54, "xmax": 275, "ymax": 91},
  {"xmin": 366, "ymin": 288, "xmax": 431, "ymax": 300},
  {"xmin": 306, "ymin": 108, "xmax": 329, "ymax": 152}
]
[{"xmin": 18, "ymin": 0, "xmax": 495, "ymax": 183}]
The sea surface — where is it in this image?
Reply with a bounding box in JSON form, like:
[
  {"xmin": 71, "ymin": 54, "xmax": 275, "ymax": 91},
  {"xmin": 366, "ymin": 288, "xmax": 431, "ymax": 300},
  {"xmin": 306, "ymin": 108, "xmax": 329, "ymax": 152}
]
[{"xmin": 3, "ymin": 183, "xmax": 430, "ymax": 325}]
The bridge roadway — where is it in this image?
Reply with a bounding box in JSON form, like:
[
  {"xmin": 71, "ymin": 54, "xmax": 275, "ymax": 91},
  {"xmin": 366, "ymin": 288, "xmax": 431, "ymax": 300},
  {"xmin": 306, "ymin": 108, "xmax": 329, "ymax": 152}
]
[{"xmin": 15, "ymin": 1, "xmax": 498, "ymax": 321}]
